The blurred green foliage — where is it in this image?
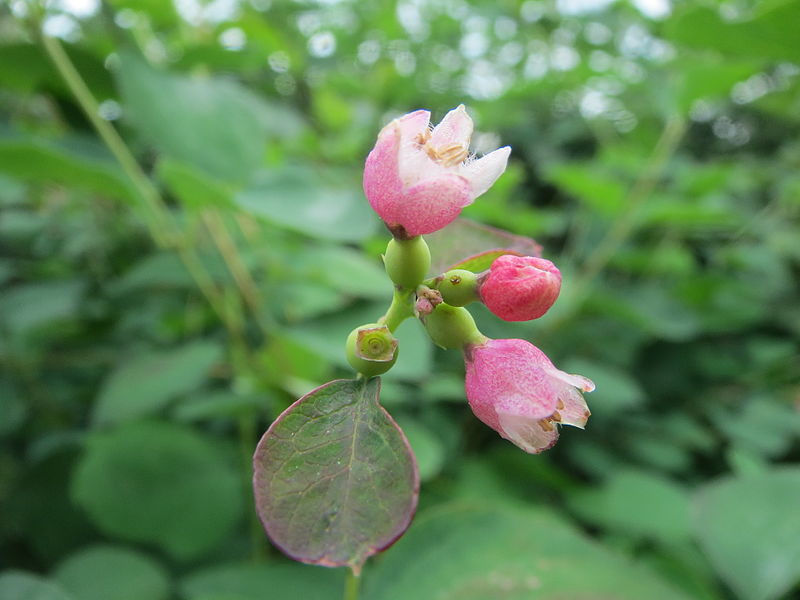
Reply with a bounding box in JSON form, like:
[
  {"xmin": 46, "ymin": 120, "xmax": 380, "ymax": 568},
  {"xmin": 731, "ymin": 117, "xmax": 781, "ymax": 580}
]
[{"xmin": 0, "ymin": 0, "xmax": 798, "ymax": 599}]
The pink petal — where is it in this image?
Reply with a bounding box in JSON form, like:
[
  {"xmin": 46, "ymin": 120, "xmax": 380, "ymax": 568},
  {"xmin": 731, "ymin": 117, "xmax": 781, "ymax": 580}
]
[
  {"xmin": 430, "ymin": 104, "xmax": 473, "ymax": 148},
  {"xmin": 497, "ymin": 411, "xmax": 560, "ymax": 454},
  {"xmin": 461, "ymin": 146, "xmax": 511, "ymax": 198},
  {"xmin": 396, "ymin": 109, "xmax": 431, "ymax": 140},
  {"xmin": 363, "ymin": 123, "xmax": 402, "ymax": 219},
  {"xmin": 382, "ymin": 174, "xmax": 472, "ymax": 237}
]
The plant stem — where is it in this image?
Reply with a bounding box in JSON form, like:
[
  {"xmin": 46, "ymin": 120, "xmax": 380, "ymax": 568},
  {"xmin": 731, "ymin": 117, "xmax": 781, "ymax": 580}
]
[
  {"xmin": 380, "ymin": 288, "xmax": 414, "ymax": 332},
  {"xmin": 36, "ymin": 26, "xmax": 238, "ymax": 330},
  {"xmin": 343, "ymin": 570, "xmax": 361, "ymax": 600},
  {"xmin": 37, "ymin": 29, "xmax": 171, "ymax": 245},
  {"xmin": 549, "ymin": 115, "xmax": 686, "ymax": 329}
]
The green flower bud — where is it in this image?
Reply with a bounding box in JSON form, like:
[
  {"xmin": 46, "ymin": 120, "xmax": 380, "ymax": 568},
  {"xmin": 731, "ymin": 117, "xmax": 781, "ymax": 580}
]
[
  {"xmin": 345, "ymin": 323, "xmax": 399, "ymax": 376},
  {"xmin": 422, "ymin": 304, "xmax": 486, "ymax": 350},
  {"xmin": 383, "ymin": 236, "xmax": 431, "ymax": 289},
  {"xmin": 437, "ymin": 269, "xmax": 479, "ymax": 307}
]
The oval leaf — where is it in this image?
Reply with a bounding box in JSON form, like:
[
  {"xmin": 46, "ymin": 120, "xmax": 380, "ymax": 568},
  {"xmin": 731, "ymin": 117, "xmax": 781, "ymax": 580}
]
[
  {"xmin": 693, "ymin": 467, "xmax": 800, "ymax": 600},
  {"xmin": 253, "ymin": 378, "xmax": 419, "ymax": 574},
  {"xmin": 426, "ymin": 218, "xmax": 541, "ymax": 275}
]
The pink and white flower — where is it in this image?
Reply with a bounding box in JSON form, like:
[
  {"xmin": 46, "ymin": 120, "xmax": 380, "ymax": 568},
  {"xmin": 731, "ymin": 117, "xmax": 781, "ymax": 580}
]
[
  {"xmin": 464, "ymin": 338, "xmax": 594, "ymax": 454},
  {"xmin": 363, "ymin": 105, "xmax": 511, "ymax": 237},
  {"xmin": 479, "ymin": 255, "xmax": 562, "ymax": 321}
]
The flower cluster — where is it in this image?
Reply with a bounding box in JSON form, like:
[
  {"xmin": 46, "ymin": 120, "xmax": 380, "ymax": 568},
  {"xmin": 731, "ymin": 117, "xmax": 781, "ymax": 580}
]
[{"xmin": 357, "ymin": 105, "xmax": 594, "ymax": 454}]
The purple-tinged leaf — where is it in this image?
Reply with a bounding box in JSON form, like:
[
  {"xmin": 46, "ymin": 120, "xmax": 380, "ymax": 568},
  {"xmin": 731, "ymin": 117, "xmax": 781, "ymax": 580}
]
[
  {"xmin": 426, "ymin": 217, "xmax": 541, "ymax": 275},
  {"xmin": 447, "ymin": 249, "xmax": 523, "ymax": 274},
  {"xmin": 253, "ymin": 378, "xmax": 419, "ymax": 574}
]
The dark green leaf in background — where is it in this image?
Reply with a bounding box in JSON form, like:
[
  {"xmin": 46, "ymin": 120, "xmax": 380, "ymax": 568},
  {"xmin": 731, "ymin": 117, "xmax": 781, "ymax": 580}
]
[
  {"xmin": 0, "ymin": 572, "xmax": 72, "ymax": 600},
  {"xmin": 91, "ymin": 340, "xmax": 222, "ymax": 426},
  {"xmin": 693, "ymin": 468, "xmax": 800, "ymax": 600},
  {"xmin": 364, "ymin": 504, "xmax": 691, "ymax": 600},
  {"xmin": 53, "ymin": 545, "xmax": 170, "ymax": 600},
  {"xmin": 72, "ymin": 421, "xmax": 243, "ymax": 560}
]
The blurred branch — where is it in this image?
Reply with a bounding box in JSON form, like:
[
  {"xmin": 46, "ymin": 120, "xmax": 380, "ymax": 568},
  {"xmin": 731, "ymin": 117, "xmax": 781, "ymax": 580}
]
[
  {"xmin": 559, "ymin": 116, "xmax": 687, "ymax": 322},
  {"xmin": 201, "ymin": 210, "xmax": 273, "ymax": 334},
  {"xmin": 34, "ymin": 23, "xmax": 245, "ymax": 335}
]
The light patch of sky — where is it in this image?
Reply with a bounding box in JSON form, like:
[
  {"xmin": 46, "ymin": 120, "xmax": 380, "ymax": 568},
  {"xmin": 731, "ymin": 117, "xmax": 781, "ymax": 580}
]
[
  {"xmin": 397, "ymin": 2, "xmax": 429, "ymax": 41},
  {"xmin": 524, "ymin": 54, "xmax": 549, "ymax": 80},
  {"xmin": 461, "ymin": 31, "xmax": 490, "ymax": 59},
  {"xmin": 219, "ymin": 27, "xmax": 247, "ymax": 50},
  {"xmin": 498, "ymin": 42, "xmax": 524, "ymax": 67},
  {"xmin": 53, "ymin": 0, "xmax": 100, "ymax": 18},
  {"xmin": 463, "ymin": 59, "xmax": 511, "ymax": 100},
  {"xmin": 394, "ymin": 51, "xmax": 416, "ymax": 76},
  {"xmin": 494, "ymin": 17, "xmax": 518, "ymax": 40},
  {"xmin": 556, "ymin": 0, "xmax": 616, "ymax": 16},
  {"xmin": 584, "ymin": 22, "xmax": 612, "ymax": 45},
  {"xmin": 520, "ymin": 1, "xmax": 545, "ymax": 23},
  {"xmin": 358, "ymin": 40, "xmax": 381, "ymax": 65},
  {"xmin": 308, "ymin": 31, "xmax": 337, "ymax": 57},
  {"xmin": 632, "ymin": 0, "xmax": 671, "ymax": 20},
  {"xmin": 43, "ymin": 14, "xmax": 80, "ymax": 41},
  {"xmin": 589, "ymin": 49, "xmax": 613, "ymax": 71},
  {"xmin": 550, "ymin": 45, "xmax": 580, "ymax": 71},
  {"xmin": 174, "ymin": 0, "xmax": 241, "ymax": 25}
]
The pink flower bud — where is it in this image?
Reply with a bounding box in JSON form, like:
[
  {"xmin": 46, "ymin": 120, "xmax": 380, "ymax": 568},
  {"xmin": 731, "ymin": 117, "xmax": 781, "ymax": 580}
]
[
  {"xmin": 464, "ymin": 338, "xmax": 594, "ymax": 454},
  {"xmin": 479, "ymin": 255, "xmax": 561, "ymax": 321},
  {"xmin": 363, "ymin": 105, "xmax": 511, "ymax": 237}
]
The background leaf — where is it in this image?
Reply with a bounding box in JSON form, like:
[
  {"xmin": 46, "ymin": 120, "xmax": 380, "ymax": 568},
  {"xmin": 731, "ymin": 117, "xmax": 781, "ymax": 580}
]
[
  {"xmin": 693, "ymin": 468, "xmax": 800, "ymax": 600},
  {"xmin": 71, "ymin": 421, "xmax": 243, "ymax": 560}
]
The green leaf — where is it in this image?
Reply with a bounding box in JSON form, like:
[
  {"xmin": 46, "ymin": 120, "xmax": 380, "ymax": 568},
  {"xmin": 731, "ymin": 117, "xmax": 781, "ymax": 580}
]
[
  {"xmin": 666, "ymin": 1, "xmax": 800, "ymax": 63},
  {"xmin": 364, "ymin": 504, "xmax": 691, "ymax": 599},
  {"xmin": 426, "ymin": 218, "xmax": 541, "ymax": 275},
  {"xmin": 0, "ymin": 572, "xmax": 72, "ymax": 600},
  {"xmin": 71, "ymin": 421, "xmax": 243, "ymax": 560},
  {"xmin": 447, "ymin": 249, "xmax": 522, "ymax": 274},
  {"xmin": 0, "ymin": 280, "xmax": 85, "ymax": 335},
  {"xmin": 569, "ymin": 469, "xmax": 692, "ymax": 544},
  {"xmin": 693, "ymin": 467, "xmax": 800, "ymax": 600},
  {"xmin": 0, "ymin": 378, "xmax": 27, "ymax": 437},
  {"xmin": 180, "ymin": 562, "xmax": 343, "ymax": 600},
  {"xmin": 235, "ymin": 167, "xmax": 377, "ymax": 242},
  {"xmin": 117, "ymin": 53, "xmax": 275, "ymax": 183},
  {"xmin": 157, "ymin": 158, "xmax": 235, "ymax": 210},
  {"xmin": 0, "ymin": 134, "xmax": 135, "ymax": 204},
  {"xmin": 53, "ymin": 545, "xmax": 170, "ymax": 600},
  {"xmin": 393, "ymin": 416, "xmax": 445, "ymax": 482},
  {"xmin": 253, "ymin": 378, "xmax": 419, "ymax": 573},
  {"xmin": 92, "ymin": 340, "xmax": 223, "ymax": 426}
]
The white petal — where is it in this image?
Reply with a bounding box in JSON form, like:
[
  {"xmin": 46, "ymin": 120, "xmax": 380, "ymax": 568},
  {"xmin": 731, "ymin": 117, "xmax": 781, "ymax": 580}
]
[
  {"xmin": 548, "ymin": 368, "xmax": 595, "ymax": 392},
  {"xmin": 460, "ymin": 146, "xmax": 511, "ymax": 198},
  {"xmin": 430, "ymin": 104, "xmax": 473, "ymax": 148},
  {"xmin": 497, "ymin": 411, "xmax": 559, "ymax": 454},
  {"xmin": 554, "ymin": 388, "xmax": 591, "ymax": 429}
]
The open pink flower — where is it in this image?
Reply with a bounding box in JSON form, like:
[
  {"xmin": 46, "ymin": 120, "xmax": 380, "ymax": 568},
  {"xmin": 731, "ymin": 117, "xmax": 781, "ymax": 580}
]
[
  {"xmin": 479, "ymin": 255, "xmax": 561, "ymax": 321},
  {"xmin": 464, "ymin": 338, "xmax": 594, "ymax": 454},
  {"xmin": 363, "ymin": 105, "xmax": 511, "ymax": 237}
]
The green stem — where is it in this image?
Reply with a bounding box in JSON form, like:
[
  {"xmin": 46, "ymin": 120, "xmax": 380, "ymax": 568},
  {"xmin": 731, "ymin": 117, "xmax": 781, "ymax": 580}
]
[
  {"xmin": 37, "ymin": 28, "xmax": 171, "ymax": 246},
  {"xmin": 379, "ymin": 288, "xmax": 414, "ymax": 332},
  {"xmin": 343, "ymin": 570, "xmax": 361, "ymax": 600}
]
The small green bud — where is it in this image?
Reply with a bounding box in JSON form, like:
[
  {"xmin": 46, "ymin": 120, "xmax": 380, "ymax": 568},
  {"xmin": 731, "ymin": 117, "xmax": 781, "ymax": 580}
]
[
  {"xmin": 384, "ymin": 236, "xmax": 431, "ymax": 289},
  {"xmin": 437, "ymin": 269, "xmax": 479, "ymax": 307},
  {"xmin": 422, "ymin": 304, "xmax": 486, "ymax": 350},
  {"xmin": 345, "ymin": 323, "xmax": 399, "ymax": 376}
]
